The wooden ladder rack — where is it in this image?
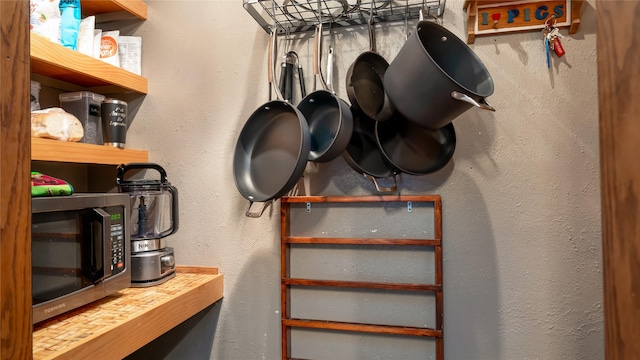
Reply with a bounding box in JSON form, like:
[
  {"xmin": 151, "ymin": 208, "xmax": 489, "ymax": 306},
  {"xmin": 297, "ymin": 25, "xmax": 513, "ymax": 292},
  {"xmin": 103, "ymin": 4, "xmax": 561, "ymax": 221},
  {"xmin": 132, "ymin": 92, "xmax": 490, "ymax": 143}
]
[{"xmin": 280, "ymin": 195, "xmax": 443, "ymax": 360}]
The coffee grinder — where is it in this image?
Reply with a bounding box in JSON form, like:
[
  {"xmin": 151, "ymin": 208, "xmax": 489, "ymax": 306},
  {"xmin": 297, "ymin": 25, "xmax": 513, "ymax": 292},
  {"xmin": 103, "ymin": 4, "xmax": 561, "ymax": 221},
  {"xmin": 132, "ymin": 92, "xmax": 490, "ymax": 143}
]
[{"xmin": 117, "ymin": 163, "xmax": 179, "ymax": 287}]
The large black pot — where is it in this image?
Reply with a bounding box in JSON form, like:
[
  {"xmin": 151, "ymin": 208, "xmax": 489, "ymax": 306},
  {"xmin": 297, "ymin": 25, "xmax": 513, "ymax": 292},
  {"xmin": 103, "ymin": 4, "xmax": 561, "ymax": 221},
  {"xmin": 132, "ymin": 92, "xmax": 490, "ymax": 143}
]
[{"xmin": 383, "ymin": 20, "xmax": 495, "ymax": 130}]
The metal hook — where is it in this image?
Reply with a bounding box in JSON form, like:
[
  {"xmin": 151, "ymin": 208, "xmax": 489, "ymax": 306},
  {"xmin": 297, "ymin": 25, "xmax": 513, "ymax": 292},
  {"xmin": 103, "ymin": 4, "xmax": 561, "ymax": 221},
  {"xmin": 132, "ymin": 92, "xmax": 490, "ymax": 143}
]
[
  {"xmin": 544, "ymin": 14, "xmax": 557, "ymax": 28},
  {"xmin": 404, "ymin": 0, "xmax": 410, "ymax": 40}
]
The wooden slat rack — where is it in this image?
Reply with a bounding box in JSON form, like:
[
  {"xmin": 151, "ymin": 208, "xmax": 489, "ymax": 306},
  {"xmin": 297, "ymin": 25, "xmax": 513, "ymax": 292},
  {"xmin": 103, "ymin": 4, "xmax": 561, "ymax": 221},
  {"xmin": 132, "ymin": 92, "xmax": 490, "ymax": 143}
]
[{"xmin": 280, "ymin": 195, "xmax": 443, "ymax": 360}]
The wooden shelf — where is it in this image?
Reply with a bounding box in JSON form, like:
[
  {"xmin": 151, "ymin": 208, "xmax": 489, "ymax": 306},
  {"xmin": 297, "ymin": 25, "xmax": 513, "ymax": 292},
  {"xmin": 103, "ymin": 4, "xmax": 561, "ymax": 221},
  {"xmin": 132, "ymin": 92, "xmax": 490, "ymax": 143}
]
[
  {"xmin": 30, "ymin": 33, "xmax": 148, "ymax": 94},
  {"xmin": 81, "ymin": 0, "xmax": 148, "ymax": 20},
  {"xmin": 31, "ymin": 138, "xmax": 149, "ymax": 164},
  {"xmin": 33, "ymin": 266, "xmax": 224, "ymax": 360}
]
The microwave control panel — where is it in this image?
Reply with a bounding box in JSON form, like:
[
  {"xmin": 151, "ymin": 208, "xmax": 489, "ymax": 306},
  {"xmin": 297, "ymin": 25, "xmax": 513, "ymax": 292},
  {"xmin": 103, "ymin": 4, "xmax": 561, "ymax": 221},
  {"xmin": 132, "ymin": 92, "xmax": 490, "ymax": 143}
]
[{"xmin": 108, "ymin": 206, "xmax": 126, "ymax": 275}]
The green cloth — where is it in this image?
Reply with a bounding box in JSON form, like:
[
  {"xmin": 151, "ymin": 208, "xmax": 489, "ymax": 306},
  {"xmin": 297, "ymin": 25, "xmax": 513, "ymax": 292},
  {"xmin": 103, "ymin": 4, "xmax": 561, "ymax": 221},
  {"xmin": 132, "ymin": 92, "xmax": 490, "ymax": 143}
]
[{"xmin": 31, "ymin": 171, "xmax": 74, "ymax": 197}]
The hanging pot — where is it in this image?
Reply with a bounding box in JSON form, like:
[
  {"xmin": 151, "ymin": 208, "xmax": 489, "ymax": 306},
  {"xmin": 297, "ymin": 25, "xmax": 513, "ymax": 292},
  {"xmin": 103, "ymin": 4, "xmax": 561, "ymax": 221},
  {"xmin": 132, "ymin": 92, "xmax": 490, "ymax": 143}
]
[
  {"xmin": 297, "ymin": 23, "xmax": 353, "ymax": 163},
  {"xmin": 383, "ymin": 20, "xmax": 495, "ymax": 130}
]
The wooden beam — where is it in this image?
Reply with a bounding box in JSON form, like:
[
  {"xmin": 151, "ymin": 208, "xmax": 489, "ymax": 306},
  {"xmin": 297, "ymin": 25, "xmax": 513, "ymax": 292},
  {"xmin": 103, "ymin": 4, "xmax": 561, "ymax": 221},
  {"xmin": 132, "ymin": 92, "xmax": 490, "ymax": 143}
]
[
  {"xmin": 0, "ymin": 0, "xmax": 33, "ymax": 358},
  {"xmin": 597, "ymin": 1, "xmax": 640, "ymax": 359}
]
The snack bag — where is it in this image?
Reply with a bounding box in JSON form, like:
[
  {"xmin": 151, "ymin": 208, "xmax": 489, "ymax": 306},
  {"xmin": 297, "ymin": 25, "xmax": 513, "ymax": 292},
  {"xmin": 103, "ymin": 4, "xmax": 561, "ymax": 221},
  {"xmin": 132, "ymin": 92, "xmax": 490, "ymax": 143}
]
[{"xmin": 30, "ymin": 0, "xmax": 61, "ymax": 44}]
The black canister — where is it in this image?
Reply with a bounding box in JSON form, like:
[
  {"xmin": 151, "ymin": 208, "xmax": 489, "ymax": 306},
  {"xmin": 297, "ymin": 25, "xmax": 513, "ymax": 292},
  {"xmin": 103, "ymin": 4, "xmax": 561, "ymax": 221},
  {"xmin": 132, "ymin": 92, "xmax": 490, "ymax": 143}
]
[{"xmin": 102, "ymin": 98, "xmax": 128, "ymax": 148}]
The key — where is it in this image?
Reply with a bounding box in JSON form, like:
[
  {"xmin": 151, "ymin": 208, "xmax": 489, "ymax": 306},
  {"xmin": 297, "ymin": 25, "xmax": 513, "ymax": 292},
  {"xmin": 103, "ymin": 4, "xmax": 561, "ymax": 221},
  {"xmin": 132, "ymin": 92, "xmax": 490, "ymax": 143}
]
[
  {"xmin": 548, "ymin": 27, "xmax": 564, "ymax": 39},
  {"xmin": 544, "ymin": 36, "xmax": 551, "ymax": 68},
  {"xmin": 542, "ymin": 27, "xmax": 551, "ymax": 68}
]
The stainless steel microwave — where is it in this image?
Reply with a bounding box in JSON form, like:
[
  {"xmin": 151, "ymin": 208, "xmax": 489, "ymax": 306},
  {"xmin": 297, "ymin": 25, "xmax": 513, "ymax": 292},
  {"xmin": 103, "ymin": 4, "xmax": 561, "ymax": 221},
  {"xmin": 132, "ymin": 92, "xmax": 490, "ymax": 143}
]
[{"xmin": 31, "ymin": 193, "xmax": 131, "ymax": 324}]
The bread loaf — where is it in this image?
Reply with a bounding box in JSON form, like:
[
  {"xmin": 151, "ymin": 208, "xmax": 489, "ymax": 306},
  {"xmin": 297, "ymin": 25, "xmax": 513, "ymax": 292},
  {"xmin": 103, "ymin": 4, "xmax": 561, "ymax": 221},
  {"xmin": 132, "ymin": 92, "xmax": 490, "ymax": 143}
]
[{"xmin": 31, "ymin": 108, "xmax": 84, "ymax": 142}]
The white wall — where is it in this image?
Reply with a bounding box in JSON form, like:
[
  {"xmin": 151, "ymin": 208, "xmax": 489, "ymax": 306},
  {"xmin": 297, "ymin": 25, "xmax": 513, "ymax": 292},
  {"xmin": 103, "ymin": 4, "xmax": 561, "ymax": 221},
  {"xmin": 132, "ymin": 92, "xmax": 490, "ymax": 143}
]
[{"xmin": 125, "ymin": 1, "xmax": 602, "ymax": 359}]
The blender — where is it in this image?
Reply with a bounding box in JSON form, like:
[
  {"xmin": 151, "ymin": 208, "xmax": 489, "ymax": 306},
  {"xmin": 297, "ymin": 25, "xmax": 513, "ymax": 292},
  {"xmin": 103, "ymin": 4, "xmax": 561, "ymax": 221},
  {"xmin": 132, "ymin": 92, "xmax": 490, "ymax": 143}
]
[{"xmin": 117, "ymin": 163, "xmax": 179, "ymax": 287}]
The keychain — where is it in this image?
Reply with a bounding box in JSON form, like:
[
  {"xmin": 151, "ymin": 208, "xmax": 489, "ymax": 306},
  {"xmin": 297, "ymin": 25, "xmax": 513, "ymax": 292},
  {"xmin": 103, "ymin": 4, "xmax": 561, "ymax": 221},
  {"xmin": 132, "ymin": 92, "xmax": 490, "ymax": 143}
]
[
  {"xmin": 550, "ymin": 27, "xmax": 566, "ymax": 57},
  {"xmin": 542, "ymin": 15, "xmax": 566, "ymax": 68}
]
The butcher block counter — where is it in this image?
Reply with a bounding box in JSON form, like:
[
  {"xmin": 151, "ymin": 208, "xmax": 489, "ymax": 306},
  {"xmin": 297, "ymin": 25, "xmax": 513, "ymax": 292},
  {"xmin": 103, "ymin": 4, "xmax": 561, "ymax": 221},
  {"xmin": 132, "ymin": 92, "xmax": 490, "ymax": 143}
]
[{"xmin": 33, "ymin": 266, "xmax": 223, "ymax": 360}]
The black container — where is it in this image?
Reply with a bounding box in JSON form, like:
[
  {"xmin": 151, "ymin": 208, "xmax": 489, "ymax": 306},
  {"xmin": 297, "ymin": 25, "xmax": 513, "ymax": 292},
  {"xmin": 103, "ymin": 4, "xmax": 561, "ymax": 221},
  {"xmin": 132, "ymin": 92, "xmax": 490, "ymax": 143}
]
[
  {"xmin": 102, "ymin": 98, "xmax": 128, "ymax": 148},
  {"xmin": 383, "ymin": 21, "xmax": 495, "ymax": 130}
]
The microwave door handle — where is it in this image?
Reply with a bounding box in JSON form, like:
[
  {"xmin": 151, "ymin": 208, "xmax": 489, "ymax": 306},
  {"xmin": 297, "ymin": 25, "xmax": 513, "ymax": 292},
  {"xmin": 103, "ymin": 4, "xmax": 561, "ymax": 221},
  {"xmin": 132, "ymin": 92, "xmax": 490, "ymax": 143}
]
[{"xmin": 92, "ymin": 208, "xmax": 112, "ymax": 283}]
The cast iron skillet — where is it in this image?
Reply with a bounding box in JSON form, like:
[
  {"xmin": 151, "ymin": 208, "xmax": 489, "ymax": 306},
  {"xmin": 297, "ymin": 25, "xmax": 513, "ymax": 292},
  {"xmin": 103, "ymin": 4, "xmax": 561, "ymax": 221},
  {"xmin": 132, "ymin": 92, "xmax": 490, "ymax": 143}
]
[
  {"xmin": 343, "ymin": 107, "xmax": 399, "ymax": 192},
  {"xmin": 233, "ymin": 29, "xmax": 310, "ymax": 217},
  {"xmin": 375, "ymin": 114, "xmax": 456, "ymax": 175},
  {"xmin": 297, "ymin": 23, "xmax": 353, "ymax": 163},
  {"xmin": 345, "ymin": 13, "xmax": 394, "ymax": 122}
]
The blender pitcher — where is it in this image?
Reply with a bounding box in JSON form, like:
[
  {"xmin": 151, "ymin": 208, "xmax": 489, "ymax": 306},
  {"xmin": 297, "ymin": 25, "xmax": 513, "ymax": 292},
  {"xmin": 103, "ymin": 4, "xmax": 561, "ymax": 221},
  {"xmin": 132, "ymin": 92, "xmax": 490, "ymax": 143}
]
[{"xmin": 116, "ymin": 163, "xmax": 179, "ymax": 252}]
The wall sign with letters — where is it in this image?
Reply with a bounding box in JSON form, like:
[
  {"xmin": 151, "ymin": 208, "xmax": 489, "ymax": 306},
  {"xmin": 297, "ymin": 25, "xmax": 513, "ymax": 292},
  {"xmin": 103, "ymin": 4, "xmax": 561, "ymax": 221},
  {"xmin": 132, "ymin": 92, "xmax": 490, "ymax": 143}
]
[{"xmin": 463, "ymin": 0, "xmax": 584, "ymax": 44}]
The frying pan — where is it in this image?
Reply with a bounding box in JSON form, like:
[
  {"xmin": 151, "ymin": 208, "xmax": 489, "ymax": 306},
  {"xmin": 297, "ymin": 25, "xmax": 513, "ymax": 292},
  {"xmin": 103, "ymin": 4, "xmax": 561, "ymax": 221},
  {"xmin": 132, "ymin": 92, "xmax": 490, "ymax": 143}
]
[
  {"xmin": 375, "ymin": 114, "xmax": 456, "ymax": 175},
  {"xmin": 345, "ymin": 11, "xmax": 393, "ymax": 122},
  {"xmin": 343, "ymin": 107, "xmax": 399, "ymax": 192},
  {"xmin": 233, "ymin": 28, "xmax": 310, "ymax": 217},
  {"xmin": 297, "ymin": 23, "xmax": 353, "ymax": 163}
]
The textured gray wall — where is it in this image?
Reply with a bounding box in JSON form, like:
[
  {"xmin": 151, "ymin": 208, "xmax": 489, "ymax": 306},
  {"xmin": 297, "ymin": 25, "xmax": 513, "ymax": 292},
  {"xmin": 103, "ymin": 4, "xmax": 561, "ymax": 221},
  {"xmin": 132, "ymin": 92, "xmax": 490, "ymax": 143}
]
[{"xmin": 125, "ymin": 0, "xmax": 602, "ymax": 359}]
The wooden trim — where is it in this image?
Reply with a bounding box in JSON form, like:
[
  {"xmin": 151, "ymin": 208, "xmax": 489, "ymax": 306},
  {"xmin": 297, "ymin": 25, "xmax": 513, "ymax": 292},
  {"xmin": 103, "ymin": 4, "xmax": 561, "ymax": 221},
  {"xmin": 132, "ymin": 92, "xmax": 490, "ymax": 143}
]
[
  {"xmin": 175, "ymin": 265, "xmax": 218, "ymax": 275},
  {"xmin": 281, "ymin": 195, "xmax": 441, "ymax": 203},
  {"xmin": 282, "ymin": 278, "xmax": 442, "ymax": 292},
  {"xmin": 0, "ymin": 0, "xmax": 33, "ymax": 358},
  {"xmin": 81, "ymin": 0, "xmax": 148, "ymax": 20},
  {"xmin": 281, "ymin": 201, "xmax": 291, "ymax": 360},
  {"xmin": 284, "ymin": 237, "xmax": 441, "ymax": 246},
  {"xmin": 597, "ymin": 1, "xmax": 640, "ymax": 359},
  {"xmin": 283, "ymin": 319, "xmax": 442, "ymax": 338},
  {"xmin": 31, "ymin": 138, "xmax": 149, "ymax": 164}
]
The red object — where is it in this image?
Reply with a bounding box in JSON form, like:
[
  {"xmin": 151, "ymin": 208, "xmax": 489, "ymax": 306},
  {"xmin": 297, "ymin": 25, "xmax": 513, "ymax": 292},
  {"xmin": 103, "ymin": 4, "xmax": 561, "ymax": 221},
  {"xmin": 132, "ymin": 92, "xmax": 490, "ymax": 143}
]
[
  {"xmin": 491, "ymin": 13, "xmax": 501, "ymax": 21},
  {"xmin": 553, "ymin": 38, "xmax": 565, "ymax": 57}
]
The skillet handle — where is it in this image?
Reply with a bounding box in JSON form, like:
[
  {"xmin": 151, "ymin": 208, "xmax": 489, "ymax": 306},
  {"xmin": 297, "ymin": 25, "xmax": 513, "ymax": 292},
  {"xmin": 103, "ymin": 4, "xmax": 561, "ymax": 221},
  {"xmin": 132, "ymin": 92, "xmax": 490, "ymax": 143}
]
[
  {"xmin": 269, "ymin": 27, "xmax": 285, "ymax": 101},
  {"xmin": 245, "ymin": 200, "xmax": 274, "ymax": 218},
  {"xmin": 364, "ymin": 174, "xmax": 398, "ymax": 193},
  {"xmin": 451, "ymin": 91, "xmax": 496, "ymax": 112},
  {"xmin": 298, "ymin": 64, "xmax": 307, "ymax": 98}
]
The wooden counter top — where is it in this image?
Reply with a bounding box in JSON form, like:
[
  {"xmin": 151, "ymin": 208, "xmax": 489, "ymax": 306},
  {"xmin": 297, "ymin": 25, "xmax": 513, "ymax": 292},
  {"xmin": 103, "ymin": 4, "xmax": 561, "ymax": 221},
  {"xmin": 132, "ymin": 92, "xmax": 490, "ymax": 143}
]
[{"xmin": 33, "ymin": 266, "xmax": 223, "ymax": 360}]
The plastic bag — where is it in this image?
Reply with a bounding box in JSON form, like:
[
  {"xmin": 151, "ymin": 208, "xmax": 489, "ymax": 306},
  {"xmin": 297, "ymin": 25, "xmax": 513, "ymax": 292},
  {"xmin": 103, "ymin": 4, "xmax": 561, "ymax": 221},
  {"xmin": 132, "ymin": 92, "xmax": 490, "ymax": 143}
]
[
  {"xmin": 30, "ymin": 0, "xmax": 61, "ymax": 43},
  {"xmin": 59, "ymin": 0, "xmax": 81, "ymax": 50}
]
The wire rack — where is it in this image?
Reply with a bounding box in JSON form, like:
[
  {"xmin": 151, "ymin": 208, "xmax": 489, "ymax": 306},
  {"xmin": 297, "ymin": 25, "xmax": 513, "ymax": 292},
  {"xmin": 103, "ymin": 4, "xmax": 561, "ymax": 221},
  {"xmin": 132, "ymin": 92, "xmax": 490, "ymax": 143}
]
[{"xmin": 244, "ymin": 0, "xmax": 445, "ymax": 33}]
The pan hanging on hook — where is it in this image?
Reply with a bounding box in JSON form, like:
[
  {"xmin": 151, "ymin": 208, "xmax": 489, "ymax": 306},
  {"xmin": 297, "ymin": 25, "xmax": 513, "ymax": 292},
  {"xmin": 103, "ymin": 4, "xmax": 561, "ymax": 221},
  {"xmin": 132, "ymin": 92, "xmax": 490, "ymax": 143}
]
[{"xmin": 345, "ymin": 5, "xmax": 394, "ymax": 122}]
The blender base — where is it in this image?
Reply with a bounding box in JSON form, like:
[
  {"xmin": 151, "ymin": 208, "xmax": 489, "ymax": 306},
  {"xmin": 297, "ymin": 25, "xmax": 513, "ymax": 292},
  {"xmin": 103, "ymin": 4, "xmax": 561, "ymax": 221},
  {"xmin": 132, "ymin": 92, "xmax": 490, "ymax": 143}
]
[
  {"xmin": 130, "ymin": 247, "xmax": 176, "ymax": 287},
  {"xmin": 130, "ymin": 270, "xmax": 175, "ymax": 288}
]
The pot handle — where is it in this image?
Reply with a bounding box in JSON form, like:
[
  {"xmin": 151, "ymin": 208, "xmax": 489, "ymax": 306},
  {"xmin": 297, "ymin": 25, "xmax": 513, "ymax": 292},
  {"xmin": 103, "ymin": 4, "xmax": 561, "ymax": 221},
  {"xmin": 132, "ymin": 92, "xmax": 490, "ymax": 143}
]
[
  {"xmin": 245, "ymin": 200, "xmax": 274, "ymax": 218},
  {"xmin": 364, "ymin": 174, "xmax": 397, "ymax": 193},
  {"xmin": 451, "ymin": 91, "xmax": 495, "ymax": 112}
]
